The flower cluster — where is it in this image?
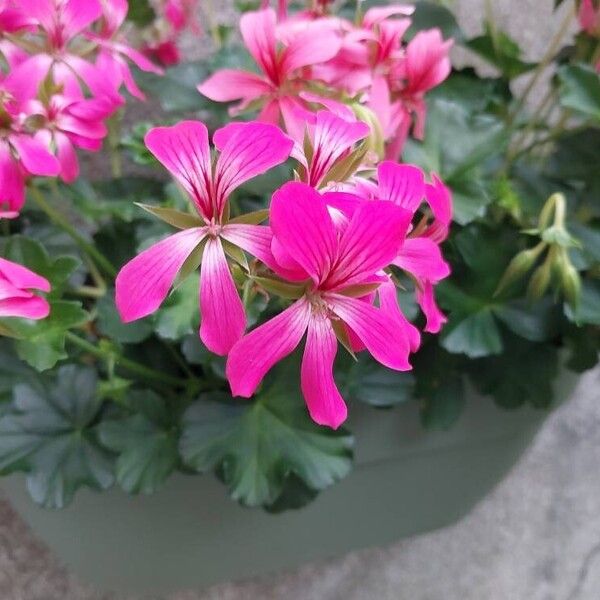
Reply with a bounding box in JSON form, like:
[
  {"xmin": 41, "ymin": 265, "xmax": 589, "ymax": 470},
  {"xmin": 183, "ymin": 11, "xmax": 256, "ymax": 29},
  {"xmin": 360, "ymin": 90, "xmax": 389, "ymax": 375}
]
[
  {"xmin": 0, "ymin": 0, "xmax": 162, "ymax": 217},
  {"xmin": 115, "ymin": 113, "xmax": 452, "ymax": 429},
  {"xmin": 141, "ymin": 0, "xmax": 202, "ymax": 67},
  {"xmin": 198, "ymin": 5, "xmax": 452, "ymax": 158}
]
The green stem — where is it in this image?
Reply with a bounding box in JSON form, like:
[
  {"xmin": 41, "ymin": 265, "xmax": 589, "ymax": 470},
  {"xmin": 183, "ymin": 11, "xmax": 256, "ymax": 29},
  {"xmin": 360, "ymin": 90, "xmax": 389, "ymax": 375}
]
[
  {"xmin": 68, "ymin": 285, "xmax": 106, "ymax": 299},
  {"xmin": 107, "ymin": 113, "xmax": 123, "ymax": 179},
  {"xmin": 28, "ymin": 185, "xmax": 117, "ymax": 278},
  {"xmin": 204, "ymin": 0, "xmax": 222, "ymax": 49},
  {"xmin": 65, "ymin": 332, "xmax": 189, "ymax": 388}
]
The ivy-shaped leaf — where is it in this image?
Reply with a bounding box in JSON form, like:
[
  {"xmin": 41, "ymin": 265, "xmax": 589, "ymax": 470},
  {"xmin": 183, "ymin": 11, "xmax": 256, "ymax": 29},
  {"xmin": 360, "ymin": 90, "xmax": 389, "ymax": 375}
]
[
  {"xmin": 0, "ymin": 365, "xmax": 114, "ymax": 508},
  {"xmin": 98, "ymin": 391, "xmax": 179, "ymax": 495},
  {"xmin": 179, "ymin": 362, "xmax": 354, "ymax": 508},
  {"xmin": 558, "ymin": 64, "xmax": 600, "ymax": 122},
  {"xmin": 468, "ymin": 337, "xmax": 560, "ymax": 409},
  {"xmin": 154, "ymin": 274, "xmax": 199, "ymax": 340},
  {"xmin": 96, "ymin": 292, "xmax": 153, "ymax": 344}
]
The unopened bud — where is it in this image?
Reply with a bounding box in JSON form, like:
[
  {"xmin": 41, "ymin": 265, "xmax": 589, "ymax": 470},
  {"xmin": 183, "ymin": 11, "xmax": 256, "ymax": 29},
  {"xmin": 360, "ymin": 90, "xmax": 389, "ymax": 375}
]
[
  {"xmin": 495, "ymin": 243, "xmax": 545, "ymax": 296},
  {"xmin": 557, "ymin": 251, "xmax": 582, "ymax": 309},
  {"xmin": 527, "ymin": 260, "xmax": 553, "ymax": 301}
]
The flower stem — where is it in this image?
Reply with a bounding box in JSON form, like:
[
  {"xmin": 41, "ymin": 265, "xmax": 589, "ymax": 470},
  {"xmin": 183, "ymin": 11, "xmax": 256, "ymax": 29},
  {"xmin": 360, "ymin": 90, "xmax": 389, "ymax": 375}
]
[
  {"xmin": 28, "ymin": 185, "xmax": 117, "ymax": 278},
  {"xmin": 65, "ymin": 331, "xmax": 189, "ymax": 388}
]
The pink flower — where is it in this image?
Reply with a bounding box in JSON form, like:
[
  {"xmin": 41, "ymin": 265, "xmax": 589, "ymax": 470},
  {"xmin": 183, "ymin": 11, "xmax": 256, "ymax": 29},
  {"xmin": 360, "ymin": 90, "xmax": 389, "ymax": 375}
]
[
  {"xmin": 579, "ymin": 0, "xmax": 600, "ymax": 36},
  {"xmin": 115, "ymin": 120, "xmax": 294, "ymax": 355},
  {"xmin": 30, "ymin": 94, "xmax": 112, "ymax": 182},
  {"xmin": 164, "ymin": 0, "xmax": 201, "ymax": 33},
  {"xmin": 198, "ymin": 8, "xmax": 342, "ymax": 139},
  {"xmin": 292, "ymin": 110, "xmax": 370, "ymax": 188},
  {"xmin": 0, "ymin": 61, "xmax": 60, "ymax": 217},
  {"xmin": 141, "ymin": 40, "xmax": 181, "ymax": 67},
  {"xmin": 0, "ymin": 257, "xmax": 50, "ymax": 319},
  {"xmin": 226, "ymin": 182, "xmax": 413, "ymax": 429},
  {"xmin": 347, "ymin": 161, "xmax": 452, "ymax": 333},
  {"xmin": 92, "ymin": 0, "xmax": 164, "ymax": 100}
]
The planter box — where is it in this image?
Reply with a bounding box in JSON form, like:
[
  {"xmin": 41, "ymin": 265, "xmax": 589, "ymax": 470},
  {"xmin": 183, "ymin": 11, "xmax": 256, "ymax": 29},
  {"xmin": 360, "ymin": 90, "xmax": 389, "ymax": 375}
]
[{"xmin": 1, "ymin": 371, "xmax": 578, "ymax": 595}]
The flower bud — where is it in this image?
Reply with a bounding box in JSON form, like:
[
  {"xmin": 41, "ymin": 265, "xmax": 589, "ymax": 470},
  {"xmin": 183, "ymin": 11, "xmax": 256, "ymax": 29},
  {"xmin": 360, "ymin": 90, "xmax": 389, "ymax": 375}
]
[
  {"xmin": 527, "ymin": 260, "xmax": 552, "ymax": 301},
  {"xmin": 495, "ymin": 242, "xmax": 545, "ymax": 296}
]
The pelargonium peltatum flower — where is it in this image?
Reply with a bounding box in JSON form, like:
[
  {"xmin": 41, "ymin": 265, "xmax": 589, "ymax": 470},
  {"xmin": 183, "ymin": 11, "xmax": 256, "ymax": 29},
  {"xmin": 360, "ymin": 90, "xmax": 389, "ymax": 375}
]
[
  {"xmin": 198, "ymin": 8, "xmax": 342, "ymax": 139},
  {"xmin": 115, "ymin": 120, "xmax": 294, "ymax": 355},
  {"xmin": 0, "ymin": 257, "xmax": 50, "ymax": 319},
  {"xmin": 0, "ymin": 61, "xmax": 60, "ymax": 217},
  {"xmin": 226, "ymin": 182, "xmax": 413, "ymax": 429}
]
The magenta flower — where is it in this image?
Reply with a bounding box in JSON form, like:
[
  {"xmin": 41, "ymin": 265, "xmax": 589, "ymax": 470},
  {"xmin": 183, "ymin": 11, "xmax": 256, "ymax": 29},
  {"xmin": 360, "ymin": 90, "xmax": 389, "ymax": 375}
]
[
  {"xmin": 0, "ymin": 257, "xmax": 50, "ymax": 319},
  {"xmin": 198, "ymin": 8, "xmax": 342, "ymax": 139},
  {"xmin": 226, "ymin": 182, "xmax": 413, "ymax": 429},
  {"xmin": 292, "ymin": 110, "xmax": 370, "ymax": 188},
  {"xmin": 342, "ymin": 161, "xmax": 452, "ymax": 333},
  {"xmin": 115, "ymin": 120, "xmax": 294, "ymax": 355},
  {"xmin": 579, "ymin": 0, "xmax": 600, "ymax": 36},
  {"xmin": 91, "ymin": 0, "xmax": 163, "ymax": 101},
  {"xmin": 0, "ymin": 61, "xmax": 60, "ymax": 217}
]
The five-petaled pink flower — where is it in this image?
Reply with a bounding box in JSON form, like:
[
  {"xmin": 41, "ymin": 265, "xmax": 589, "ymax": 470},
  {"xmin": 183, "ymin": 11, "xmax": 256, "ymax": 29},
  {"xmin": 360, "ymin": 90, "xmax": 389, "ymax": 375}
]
[
  {"xmin": 0, "ymin": 257, "xmax": 51, "ymax": 319},
  {"xmin": 226, "ymin": 181, "xmax": 413, "ymax": 429},
  {"xmin": 115, "ymin": 120, "xmax": 294, "ymax": 355},
  {"xmin": 198, "ymin": 8, "xmax": 342, "ymax": 140}
]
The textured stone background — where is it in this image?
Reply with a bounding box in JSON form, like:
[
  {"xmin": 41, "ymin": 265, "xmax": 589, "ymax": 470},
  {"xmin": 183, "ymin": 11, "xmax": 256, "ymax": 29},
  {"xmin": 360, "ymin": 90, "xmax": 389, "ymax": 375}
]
[{"xmin": 1, "ymin": 1, "xmax": 598, "ymax": 599}]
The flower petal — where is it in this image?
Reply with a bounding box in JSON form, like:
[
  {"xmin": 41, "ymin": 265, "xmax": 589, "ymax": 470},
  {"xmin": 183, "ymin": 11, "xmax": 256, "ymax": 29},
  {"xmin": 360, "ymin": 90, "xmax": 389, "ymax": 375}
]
[
  {"xmin": 378, "ymin": 277, "xmax": 420, "ymax": 352},
  {"xmin": 55, "ymin": 132, "xmax": 79, "ymax": 182},
  {"xmin": 0, "ymin": 296, "xmax": 49, "ymax": 319},
  {"xmin": 213, "ymin": 121, "xmax": 293, "ymax": 216},
  {"xmin": 239, "ymin": 9, "xmax": 279, "ymax": 83},
  {"xmin": 10, "ymin": 134, "xmax": 60, "ymax": 176},
  {"xmin": 394, "ymin": 237, "xmax": 450, "ymax": 283},
  {"xmin": 327, "ymin": 200, "xmax": 411, "ymax": 289},
  {"xmin": 0, "ymin": 143, "xmax": 25, "ymax": 215},
  {"xmin": 330, "ymin": 293, "xmax": 412, "ymax": 370},
  {"xmin": 199, "ymin": 237, "xmax": 246, "ymax": 356},
  {"xmin": 301, "ymin": 315, "xmax": 347, "ymax": 429},
  {"xmin": 270, "ymin": 182, "xmax": 338, "ymax": 284},
  {"xmin": 377, "ymin": 161, "xmax": 425, "ymax": 213},
  {"xmin": 280, "ymin": 23, "xmax": 341, "ymax": 75},
  {"xmin": 145, "ymin": 121, "xmax": 213, "ymax": 219},
  {"xmin": 0, "ymin": 257, "xmax": 50, "ymax": 292},
  {"xmin": 226, "ymin": 297, "xmax": 311, "ymax": 397},
  {"xmin": 116, "ymin": 228, "xmax": 205, "ymax": 322},
  {"xmin": 417, "ymin": 279, "xmax": 447, "ymax": 333},
  {"xmin": 198, "ymin": 69, "xmax": 271, "ymax": 102},
  {"xmin": 221, "ymin": 223, "xmax": 278, "ymax": 270}
]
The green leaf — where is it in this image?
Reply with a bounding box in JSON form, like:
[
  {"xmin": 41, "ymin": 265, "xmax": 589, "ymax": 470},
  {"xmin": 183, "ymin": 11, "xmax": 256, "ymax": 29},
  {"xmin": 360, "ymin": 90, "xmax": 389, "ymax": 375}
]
[
  {"xmin": 466, "ymin": 22, "xmax": 536, "ymax": 79},
  {"xmin": 565, "ymin": 326, "xmax": 599, "ymax": 373},
  {"xmin": 420, "ymin": 373, "xmax": 465, "ymax": 430},
  {"xmin": 126, "ymin": 0, "xmax": 156, "ymax": 26},
  {"xmin": 0, "ymin": 365, "xmax": 114, "ymax": 507},
  {"xmin": 558, "ymin": 64, "xmax": 600, "ymax": 122},
  {"xmin": 409, "ymin": 1, "xmax": 463, "ymax": 42},
  {"xmin": 7, "ymin": 301, "xmax": 89, "ymax": 371},
  {"xmin": 403, "ymin": 99, "xmax": 508, "ymax": 224},
  {"xmin": 0, "ymin": 340, "xmax": 42, "ymax": 408},
  {"xmin": 98, "ymin": 391, "xmax": 179, "ymax": 495},
  {"xmin": 441, "ymin": 308, "xmax": 503, "ymax": 358},
  {"xmin": 179, "ymin": 362, "xmax": 354, "ymax": 508},
  {"xmin": 494, "ymin": 298, "xmax": 561, "ymax": 342},
  {"xmin": 96, "ymin": 293, "xmax": 153, "ymax": 344},
  {"xmin": 154, "ymin": 274, "xmax": 199, "ymax": 340},
  {"xmin": 339, "ymin": 356, "xmax": 414, "ymax": 408},
  {"xmin": 468, "ymin": 338, "xmax": 559, "ymax": 409},
  {"xmin": 135, "ymin": 204, "xmax": 204, "ymax": 229},
  {"xmin": 3, "ymin": 235, "xmax": 79, "ymax": 296}
]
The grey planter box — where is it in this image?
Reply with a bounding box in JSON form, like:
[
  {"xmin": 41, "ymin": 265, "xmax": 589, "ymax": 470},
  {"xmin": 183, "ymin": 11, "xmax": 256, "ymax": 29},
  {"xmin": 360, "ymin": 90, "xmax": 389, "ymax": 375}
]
[{"xmin": 0, "ymin": 370, "xmax": 578, "ymax": 595}]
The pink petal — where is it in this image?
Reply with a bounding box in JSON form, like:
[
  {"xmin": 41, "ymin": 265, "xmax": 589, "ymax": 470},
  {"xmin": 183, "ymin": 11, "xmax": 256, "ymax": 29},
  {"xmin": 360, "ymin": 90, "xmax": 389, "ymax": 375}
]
[
  {"xmin": 278, "ymin": 95, "xmax": 315, "ymax": 142},
  {"xmin": 329, "ymin": 293, "xmax": 412, "ymax": 371},
  {"xmin": 220, "ymin": 223, "xmax": 278, "ymax": 270},
  {"xmin": 226, "ymin": 297, "xmax": 311, "ymax": 397},
  {"xmin": 213, "ymin": 121, "xmax": 294, "ymax": 216},
  {"xmin": 10, "ymin": 134, "xmax": 59, "ymax": 177},
  {"xmin": 145, "ymin": 121, "xmax": 213, "ymax": 219},
  {"xmin": 308, "ymin": 111, "xmax": 370, "ymax": 187},
  {"xmin": 198, "ymin": 69, "xmax": 271, "ymax": 102},
  {"xmin": 270, "ymin": 182, "xmax": 337, "ymax": 285},
  {"xmin": 417, "ymin": 280, "xmax": 447, "ymax": 333},
  {"xmin": 378, "ymin": 277, "xmax": 420, "ymax": 352},
  {"xmin": 55, "ymin": 132, "xmax": 79, "ymax": 182},
  {"xmin": 61, "ymin": 0, "xmax": 102, "ymax": 38},
  {"xmin": 301, "ymin": 314, "xmax": 347, "ymax": 429},
  {"xmin": 368, "ymin": 74, "xmax": 392, "ymax": 135},
  {"xmin": 394, "ymin": 237, "xmax": 450, "ymax": 283},
  {"xmin": 363, "ymin": 5, "xmax": 414, "ymax": 27},
  {"xmin": 0, "ymin": 257, "xmax": 50, "ymax": 292},
  {"xmin": 424, "ymin": 174, "xmax": 453, "ymax": 242},
  {"xmin": 2, "ymin": 54, "xmax": 53, "ymax": 103},
  {"xmin": 116, "ymin": 228, "xmax": 205, "ymax": 322},
  {"xmin": 280, "ymin": 23, "xmax": 341, "ymax": 74},
  {"xmin": 239, "ymin": 9, "xmax": 280, "ymax": 84},
  {"xmin": 0, "ymin": 143, "xmax": 25, "ymax": 214},
  {"xmin": 326, "ymin": 200, "xmax": 411, "ymax": 290},
  {"xmin": 0, "ymin": 296, "xmax": 50, "ymax": 319},
  {"xmin": 377, "ymin": 161, "xmax": 425, "ymax": 213},
  {"xmin": 405, "ymin": 29, "xmax": 453, "ymax": 94},
  {"xmin": 199, "ymin": 237, "xmax": 246, "ymax": 356}
]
